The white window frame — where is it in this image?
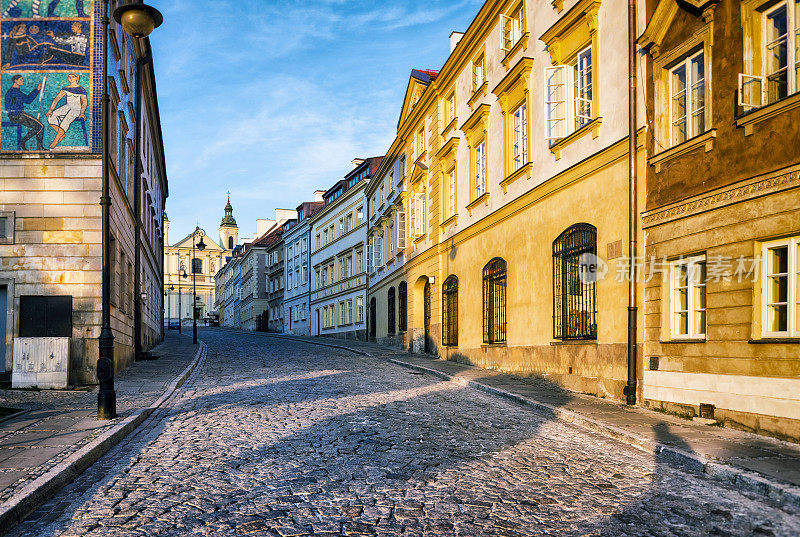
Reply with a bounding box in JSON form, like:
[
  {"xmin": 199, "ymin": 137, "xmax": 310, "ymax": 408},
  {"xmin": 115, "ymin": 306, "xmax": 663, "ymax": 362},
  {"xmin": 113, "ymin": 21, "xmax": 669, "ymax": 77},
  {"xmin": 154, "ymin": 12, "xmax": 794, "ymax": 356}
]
[
  {"xmin": 412, "ymin": 193, "xmax": 426, "ymax": 237},
  {"xmin": 512, "ymin": 102, "xmax": 528, "ymax": 170},
  {"xmin": 356, "ymin": 295, "xmax": 364, "ymax": 323},
  {"xmin": 474, "ymin": 141, "xmax": 486, "ymax": 197},
  {"xmin": 762, "ymin": 237, "xmax": 799, "ymax": 338},
  {"xmin": 447, "ymin": 168, "xmax": 456, "ymax": 219},
  {"xmin": 669, "ymin": 255, "xmax": 707, "ymax": 340},
  {"xmin": 545, "ymin": 45, "xmax": 593, "ymax": 141},
  {"xmin": 473, "ymin": 54, "xmax": 485, "ymax": 91},
  {"xmin": 501, "ymin": 5, "xmax": 525, "ymax": 53},
  {"xmin": 396, "ymin": 207, "xmax": 406, "ymax": 249},
  {"xmin": 668, "ymin": 50, "xmax": 706, "ymax": 146}
]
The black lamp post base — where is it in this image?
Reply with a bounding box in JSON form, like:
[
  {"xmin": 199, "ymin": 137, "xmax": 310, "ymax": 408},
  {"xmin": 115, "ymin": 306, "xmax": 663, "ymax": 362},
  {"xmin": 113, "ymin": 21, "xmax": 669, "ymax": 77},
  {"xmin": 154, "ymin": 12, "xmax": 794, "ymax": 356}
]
[{"xmin": 97, "ymin": 390, "xmax": 117, "ymax": 420}]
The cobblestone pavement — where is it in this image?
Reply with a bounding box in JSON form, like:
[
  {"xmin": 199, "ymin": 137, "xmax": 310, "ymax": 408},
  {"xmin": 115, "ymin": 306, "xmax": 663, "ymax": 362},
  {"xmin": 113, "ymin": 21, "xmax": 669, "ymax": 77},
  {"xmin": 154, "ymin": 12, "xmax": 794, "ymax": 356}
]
[
  {"xmin": 9, "ymin": 329, "xmax": 799, "ymax": 536},
  {"xmin": 0, "ymin": 334, "xmax": 197, "ymax": 503}
]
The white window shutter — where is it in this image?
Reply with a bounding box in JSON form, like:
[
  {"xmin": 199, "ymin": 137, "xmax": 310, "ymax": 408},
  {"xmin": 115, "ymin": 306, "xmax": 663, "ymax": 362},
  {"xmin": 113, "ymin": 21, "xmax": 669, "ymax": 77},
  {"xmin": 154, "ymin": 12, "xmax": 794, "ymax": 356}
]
[
  {"xmin": 409, "ymin": 197, "xmax": 417, "ymax": 238},
  {"xmin": 366, "ymin": 237, "xmax": 373, "ymax": 273},
  {"xmin": 738, "ymin": 73, "xmax": 764, "ymax": 109},
  {"xmin": 397, "ymin": 209, "xmax": 406, "ymax": 249},
  {"xmin": 545, "ymin": 65, "xmax": 569, "ymax": 141},
  {"xmin": 501, "ymin": 14, "xmax": 512, "ymax": 52}
]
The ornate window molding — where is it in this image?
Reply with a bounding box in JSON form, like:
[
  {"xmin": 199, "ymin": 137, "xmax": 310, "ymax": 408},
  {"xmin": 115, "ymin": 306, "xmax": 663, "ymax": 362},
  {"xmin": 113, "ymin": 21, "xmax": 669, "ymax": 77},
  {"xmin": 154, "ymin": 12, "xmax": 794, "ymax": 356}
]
[{"xmin": 493, "ymin": 57, "xmax": 534, "ymax": 187}]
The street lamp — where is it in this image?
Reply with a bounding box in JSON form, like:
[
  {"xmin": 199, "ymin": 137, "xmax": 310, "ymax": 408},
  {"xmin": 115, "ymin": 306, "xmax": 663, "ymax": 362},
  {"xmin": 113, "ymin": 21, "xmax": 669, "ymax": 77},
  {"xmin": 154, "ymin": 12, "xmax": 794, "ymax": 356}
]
[
  {"xmin": 165, "ymin": 284, "xmax": 173, "ymax": 328},
  {"xmin": 180, "ymin": 269, "xmax": 187, "ymax": 335},
  {"xmin": 98, "ymin": 0, "xmax": 163, "ymax": 420},
  {"xmin": 191, "ymin": 227, "xmax": 207, "ymax": 345}
]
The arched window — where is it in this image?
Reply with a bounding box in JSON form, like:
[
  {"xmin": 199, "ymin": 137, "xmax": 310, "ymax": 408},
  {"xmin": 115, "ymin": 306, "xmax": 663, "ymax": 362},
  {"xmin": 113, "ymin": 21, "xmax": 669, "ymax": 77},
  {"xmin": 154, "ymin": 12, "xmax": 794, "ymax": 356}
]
[
  {"xmin": 442, "ymin": 275, "xmax": 458, "ymax": 346},
  {"xmin": 482, "ymin": 258, "xmax": 506, "ymax": 343},
  {"xmin": 387, "ymin": 287, "xmax": 396, "ymax": 335},
  {"xmin": 228, "ymin": 236, "xmax": 234, "ymax": 249},
  {"xmin": 192, "ymin": 258, "xmax": 203, "ymax": 274},
  {"xmin": 553, "ymin": 223, "xmax": 597, "ymax": 340},
  {"xmin": 398, "ymin": 281, "xmax": 407, "ymax": 332}
]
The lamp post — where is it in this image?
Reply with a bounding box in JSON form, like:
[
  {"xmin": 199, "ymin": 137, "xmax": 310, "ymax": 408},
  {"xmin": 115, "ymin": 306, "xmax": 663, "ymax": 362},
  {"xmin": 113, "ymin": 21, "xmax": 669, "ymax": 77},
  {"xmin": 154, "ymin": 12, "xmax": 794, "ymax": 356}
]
[
  {"xmin": 179, "ymin": 270, "xmax": 187, "ymax": 334},
  {"xmin": 165, "ymin": 285, "xmax": 173, "ymax": 327},
  {"xmin": 98, "ymin": 0, "xmax": 163, "ymax": 420},
  {"xmin": 190, "ymin": 227, "xmax": 207, "ymax": 345}
]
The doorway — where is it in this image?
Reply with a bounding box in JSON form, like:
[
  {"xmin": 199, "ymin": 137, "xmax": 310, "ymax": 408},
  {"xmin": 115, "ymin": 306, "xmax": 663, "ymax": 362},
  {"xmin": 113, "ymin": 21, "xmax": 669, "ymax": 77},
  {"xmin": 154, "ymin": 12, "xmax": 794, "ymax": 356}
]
[
  {"xmin": 0, "ymin": 285, "xmax": 6, "ymax": 372},
  {"xmin": 369, "ymin": 297, "xmax": 376, "ymax": 340}
]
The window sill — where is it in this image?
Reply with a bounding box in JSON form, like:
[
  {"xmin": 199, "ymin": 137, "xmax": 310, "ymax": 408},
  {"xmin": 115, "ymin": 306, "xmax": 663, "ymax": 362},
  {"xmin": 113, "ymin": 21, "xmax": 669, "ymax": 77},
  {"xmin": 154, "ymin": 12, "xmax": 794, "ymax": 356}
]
[
  {"xmin": 548, "ymin": 117, "xmax": 602, "ymax": 160},
  {"xmin": 748, "ymin": 337, "xmax": 800, "ymax": 344},
  {"xmin": 737, "ymin": 91, "xmax": 800, "ymax": 136},
  {"xmin": 440, "ymin": 214, "xmax": 458, "ymax": 229},
  {"xmin": 500, "ymin": 162, "xmax": 533, "ymax": 194},
  {"xmin": 649, "ymin": 129, "xmax": 716, "ymax": 173},
  {"xmin": 414, "ymin": 150, "xmax": 427, "ymax": 167},
  {"xmin": 481, "ymin": 342, "xmax": 507, "ymax": 348},
  {"xmin": 467, "ymin": 81, "xmax": 488, "ymax": 110},
  {"xmin": 550, "ymin": 339, "xmax": 597, "ymax": 346},
  {"xmin": 412, "ymin": 233, "xmax": 427, "ymax": 244},
  {"xmin": 659, "ymin": 338, "xmax": 706, "ymax": 344},
  {"xmin": 501, "ymin": 33, "xmax": 529, "ymax": 68},
  {"xmin": 465, "ymin": 192, "xmax": 490, "ymax": 216}
]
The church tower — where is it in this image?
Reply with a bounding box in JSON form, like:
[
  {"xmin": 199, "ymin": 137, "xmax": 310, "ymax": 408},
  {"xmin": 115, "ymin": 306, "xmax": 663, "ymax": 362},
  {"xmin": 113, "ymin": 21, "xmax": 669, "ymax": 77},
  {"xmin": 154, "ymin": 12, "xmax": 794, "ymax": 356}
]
[{"xmin": 219, "ymin": 195, "xmax": 239, "ymax": 251}]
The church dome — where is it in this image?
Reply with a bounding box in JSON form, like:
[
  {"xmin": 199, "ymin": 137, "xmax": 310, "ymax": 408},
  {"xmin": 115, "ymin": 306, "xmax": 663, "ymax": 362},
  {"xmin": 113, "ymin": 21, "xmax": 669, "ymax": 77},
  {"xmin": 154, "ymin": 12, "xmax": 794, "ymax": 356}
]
[{"xmin": 220, "ymin": 196, "xmax": 237, "ymax": 227}]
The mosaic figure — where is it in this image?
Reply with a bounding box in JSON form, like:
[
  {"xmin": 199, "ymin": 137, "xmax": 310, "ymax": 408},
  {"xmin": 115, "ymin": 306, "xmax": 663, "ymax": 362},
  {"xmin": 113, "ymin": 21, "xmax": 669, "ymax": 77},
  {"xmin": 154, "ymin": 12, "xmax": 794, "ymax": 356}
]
[
  {"xmin": 46, "ymin": 0, "xmax": 86, "ymax": 18},
  {"xmin": 2, "ymin": 0, "xmax": 42, "ymax": 18},
  {"xmin": 2, "ymin": 21, "xmax": 89, "ymax": 70},
  {"xmin": 45, "ymin": 71, "xmax": 85, "ymax": 149},
  {"xmin": 4, "ymin": 74, "xmax": 45, "ymax": 150},
  {"xmin": 43, "ymin": 21, "xmax": 88, "ymax": 65},
  {"xmin": 1, "ymin": 0, "xmax": 86, "ymax": 18}
]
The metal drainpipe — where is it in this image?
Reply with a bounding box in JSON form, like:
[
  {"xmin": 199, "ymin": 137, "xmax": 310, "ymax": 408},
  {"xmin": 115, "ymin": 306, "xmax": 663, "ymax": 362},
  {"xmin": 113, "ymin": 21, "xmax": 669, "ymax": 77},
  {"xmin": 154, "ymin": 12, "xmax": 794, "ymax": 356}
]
[
  {"xmin": 365, "ymin": 188, "xmax": 370, "ymax": 342},
  {"xmin": 624, "ymin": 0, "xmax": 639, "ymax": 405}
]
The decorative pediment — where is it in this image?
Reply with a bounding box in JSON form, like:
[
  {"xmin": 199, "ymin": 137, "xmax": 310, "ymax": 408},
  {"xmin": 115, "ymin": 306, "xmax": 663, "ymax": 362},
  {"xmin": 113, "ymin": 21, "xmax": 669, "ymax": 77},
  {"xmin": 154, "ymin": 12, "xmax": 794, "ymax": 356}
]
[
  {"xmin": 398, "ymin": 74, "xmax": 433, "ymax": 129},
  {"xmin": 540, "ymin": 0, "xmax": 601, "ymax": 65},
  {"xmin": 638, "ymin": 0, "xmax": 718, "ymax": 55},
  {"xmin": 172, "ymin": 230, "xmax": 223, "ymax": 251}
]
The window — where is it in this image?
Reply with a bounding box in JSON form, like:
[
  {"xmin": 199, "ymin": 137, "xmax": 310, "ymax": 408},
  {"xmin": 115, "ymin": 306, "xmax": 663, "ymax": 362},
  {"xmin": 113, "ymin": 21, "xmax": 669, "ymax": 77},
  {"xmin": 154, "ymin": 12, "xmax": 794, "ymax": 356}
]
[
  {"xmin": 119, "ymin": 251, "xmax": 127, "ymax": 313},
  {"xmin": 388, "ymin": 221, "xmax": 395, "ymax": 259},
  {"xmin": 356, "ymin": 249, "xmax": 364, "ymax": 273},
  {"xmin": 762, "ymin": 237, "xmax": 800, "ymax": 337},
  {"xmin": 474, "ymin": 141, "xmax": 486, "ymax": 198},
  {"xmin": 388, "ymin": 287, "xmax": 396, "ymax": 335},
  {"xmin": 356, "ymin": 207, "xmax": 364, "ymax": 225},
  {"xmin": 501, "ymin": 4, "xmax": 525, "ymax": 53},
  {"xmin": 397, "ymin": 204, "xmax": 406, "ymax": 249},
  {"xmin": 398, "ymin": 281, "xmax": 407, "ymax": 331},
  {"xmin": 473, "ymin": 53, "xmax": 485, "ymax": 91},
  {"xmin": 339, "ymin": 218, "xmax": 344, "ymax": 235},
  {"xmin": 356, "ymin": 295, "xmax": 364, "ymax": 323},
  {"xmin": 442, "ymin": 276, "xmax": 458, "ymax": 346},
  {"xmin": 412, "ymin": 193, "xmax": 426, "ymax": 237},
  {"xmin": 446, "ymin": 92, "xmax": 456, "ymax": 125},
  {"xmin": 553, "ymin": 224, "xmax": 597, "ymax": 340},
  {"xmin": 345, "ymin": 214, "xmax": 352, "ymax": 232},
  {"xmin": 545, "ymin": 46, "xmax": 594, "ymax": 141},
  {"xmin": 670, "ymin": 256, "xmax": 707, "ymax": 339},
  {"xmin": 512, "ymin": 103, "xmax": 528, "ymax": 171},
  {"xmin": 379, "ymin": 184, "xmax": 385, "ymax": 207},
  {"xmin": 445, "ymin": 169, "xmax": 456, "ymax": 219},
  {"xmin": 399, "ymin": 155, "xmax": 406, "ymax": 180},
  {"xmin": 669, "ymin": 51, "xmax": 705, "ymax": 146},
  {"xmin": 483, "ymin": 258, "xmax": 507, "ymax": 343},
  {"xmin": 0, "ymin": 211, "xmax": 14, "ymax": 244},
  {"xmin": 416, "ymin": 128, "xmax": 425, "ymax": 158}
]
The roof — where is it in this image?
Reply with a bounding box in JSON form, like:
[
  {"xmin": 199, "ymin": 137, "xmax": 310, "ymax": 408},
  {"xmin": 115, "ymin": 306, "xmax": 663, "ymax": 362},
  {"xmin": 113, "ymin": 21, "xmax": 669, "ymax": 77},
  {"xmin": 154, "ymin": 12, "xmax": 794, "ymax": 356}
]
[{"xmin": 411, "ymin": 69, "xmax": 439, "ymax": 84}]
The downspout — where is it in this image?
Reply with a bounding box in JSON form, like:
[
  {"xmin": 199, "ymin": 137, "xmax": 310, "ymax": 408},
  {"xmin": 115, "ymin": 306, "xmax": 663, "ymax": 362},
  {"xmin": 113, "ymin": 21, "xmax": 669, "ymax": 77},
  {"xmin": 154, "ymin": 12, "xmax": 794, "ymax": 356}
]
[
  {"xmin": 133, "ymin": 52, "xmax": 145, "ymax": 360},
  {"xmin": 365, "ymin": 188, "xmax": 370, "ymax": 342},
  {"xmin": 624, "ymin": 0, "xmax": 639, "ymax": 405}
]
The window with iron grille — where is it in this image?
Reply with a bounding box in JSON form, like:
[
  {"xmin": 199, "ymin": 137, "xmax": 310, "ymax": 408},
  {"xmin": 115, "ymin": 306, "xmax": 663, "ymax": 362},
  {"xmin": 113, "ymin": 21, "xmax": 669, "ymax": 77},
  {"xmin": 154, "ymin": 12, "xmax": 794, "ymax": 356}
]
[
  {"xmin": 388, "ymin": 287, "xmax": 396, "ymax": 335},
  {"xmin": 398, "ymin": 281, "xmax": 407, "ymax": 332},
  {"xmin": 442, "ymin": 275, "xmax": 458, "ymax": 346},
  {"xmin": 482, "ymin": 258, "xmax": 506, "ymax": 343},
  {"xmin": 552, "ymin": 223, "xmax": 597, "ymax": 340}
]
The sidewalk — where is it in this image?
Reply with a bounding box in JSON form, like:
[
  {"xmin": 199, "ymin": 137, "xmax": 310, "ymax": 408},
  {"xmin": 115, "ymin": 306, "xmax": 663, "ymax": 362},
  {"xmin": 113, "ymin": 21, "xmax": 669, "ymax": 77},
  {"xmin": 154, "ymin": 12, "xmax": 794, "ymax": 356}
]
[
  {"xmin": 386, "ymin": 353, "xmax": 800, "ymax": 507},
  {"xmin": 0, "ymin": 332, "xmax": 200, "ymax": 505}
]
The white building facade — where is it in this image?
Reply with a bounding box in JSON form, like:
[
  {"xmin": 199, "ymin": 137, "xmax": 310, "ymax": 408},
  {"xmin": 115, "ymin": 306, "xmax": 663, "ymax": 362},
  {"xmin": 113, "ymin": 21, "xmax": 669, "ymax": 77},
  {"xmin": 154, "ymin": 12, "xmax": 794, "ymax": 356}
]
[
  {"xmin": 283, "ymin": 196, "xmax": 324, "ymax": 335},
  {"xmin": 309, "ymin": 158, "xmax": 382, "ymax": 339}
]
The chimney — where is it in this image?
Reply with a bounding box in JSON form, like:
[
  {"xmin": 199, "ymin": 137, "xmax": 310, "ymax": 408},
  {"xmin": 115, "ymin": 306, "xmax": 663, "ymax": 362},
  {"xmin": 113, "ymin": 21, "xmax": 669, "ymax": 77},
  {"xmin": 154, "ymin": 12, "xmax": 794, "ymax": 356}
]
[
  {"xmin": 450, "ymin": 31, "xmax": 464, "ymax": 52},
  {"xmin": 314, "ymin": 190, "xmax": 326, "ymax": 202},
  {"xmin": 351, "ymin": 158, "xmax": 365, "ymax": 169}
]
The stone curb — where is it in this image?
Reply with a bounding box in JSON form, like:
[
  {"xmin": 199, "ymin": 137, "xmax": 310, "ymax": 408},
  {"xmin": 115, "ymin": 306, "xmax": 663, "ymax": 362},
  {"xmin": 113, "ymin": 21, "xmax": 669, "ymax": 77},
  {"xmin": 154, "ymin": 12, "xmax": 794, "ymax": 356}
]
[
  {"xmin": 0, "ymin": 341, "xmax": 207, "ymax": 535},
  {"xmin": 216, "ymin": 328, "xmax": 373, "ymax": 357},
  {"xmin": 389, "ymin": 358, "xmax": 800, "ymax": 509}
]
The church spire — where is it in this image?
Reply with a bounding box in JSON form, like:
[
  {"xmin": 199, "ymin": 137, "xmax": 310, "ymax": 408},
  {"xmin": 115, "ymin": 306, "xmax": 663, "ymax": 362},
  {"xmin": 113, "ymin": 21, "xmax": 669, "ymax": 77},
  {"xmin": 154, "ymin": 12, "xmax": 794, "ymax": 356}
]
[{"xmin": 220, "ymin": 194, "xmax": 237, "ymax": 227}]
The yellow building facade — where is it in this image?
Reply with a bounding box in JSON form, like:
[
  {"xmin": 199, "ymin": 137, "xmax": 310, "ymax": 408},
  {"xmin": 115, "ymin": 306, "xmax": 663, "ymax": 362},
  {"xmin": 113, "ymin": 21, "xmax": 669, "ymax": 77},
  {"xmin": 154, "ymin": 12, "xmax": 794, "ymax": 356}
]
[{"xmin": 369, "ymin": 0, "xmax": 648, "ymax": 401}]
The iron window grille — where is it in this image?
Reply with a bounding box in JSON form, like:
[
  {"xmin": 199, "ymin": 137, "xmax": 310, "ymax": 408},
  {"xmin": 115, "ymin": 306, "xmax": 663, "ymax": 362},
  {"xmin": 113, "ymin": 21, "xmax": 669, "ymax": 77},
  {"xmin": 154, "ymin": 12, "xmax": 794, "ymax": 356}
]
[
  {"xmin": 482, "ymin": 258, "xmax": 507, "ymax": 343},
  {"xmin": 552, "ymin": 223, "xmax": 597, "ymax": 340},
  {"xmin": 388, "ymin": 287, "xmax": 396, "ymax": 335},
  {"xmin": 442, "ymin": 276, "xmax": 458, "ymax": 346},
  {"xmin": 398, "ymin": 281, "xmax": 407, "ymax": 332}
]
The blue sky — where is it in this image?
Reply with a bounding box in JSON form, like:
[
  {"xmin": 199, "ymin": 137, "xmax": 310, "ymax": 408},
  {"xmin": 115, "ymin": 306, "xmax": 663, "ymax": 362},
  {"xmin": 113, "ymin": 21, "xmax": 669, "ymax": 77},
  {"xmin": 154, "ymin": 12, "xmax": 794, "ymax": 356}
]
[{"xmin": 151, "ymin": 0, "xmax": 484, "ymax": 245}]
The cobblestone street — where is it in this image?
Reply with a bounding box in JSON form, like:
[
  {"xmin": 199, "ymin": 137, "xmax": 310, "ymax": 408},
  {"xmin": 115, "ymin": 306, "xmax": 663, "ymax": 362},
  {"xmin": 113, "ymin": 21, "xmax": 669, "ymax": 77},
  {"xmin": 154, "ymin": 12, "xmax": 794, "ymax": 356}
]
[{"xmin": 10, "ymin": 329, "xmax": 800, "ymax": 536}]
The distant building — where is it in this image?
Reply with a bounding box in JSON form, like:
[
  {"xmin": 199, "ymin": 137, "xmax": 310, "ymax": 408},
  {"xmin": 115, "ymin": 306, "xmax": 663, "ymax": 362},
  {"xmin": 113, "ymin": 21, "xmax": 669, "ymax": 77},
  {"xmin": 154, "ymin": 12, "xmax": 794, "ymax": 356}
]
[
  {"xmin": 283, "ymin": 193, "xmax": 325, "ymax": 336},
  {"xmin": 309, "ymin": 157, "xmax": 382, "ymax": 339},
  {"xmin": 164, "ymin": 198, "xmax": 237, "ymax": 325}
]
